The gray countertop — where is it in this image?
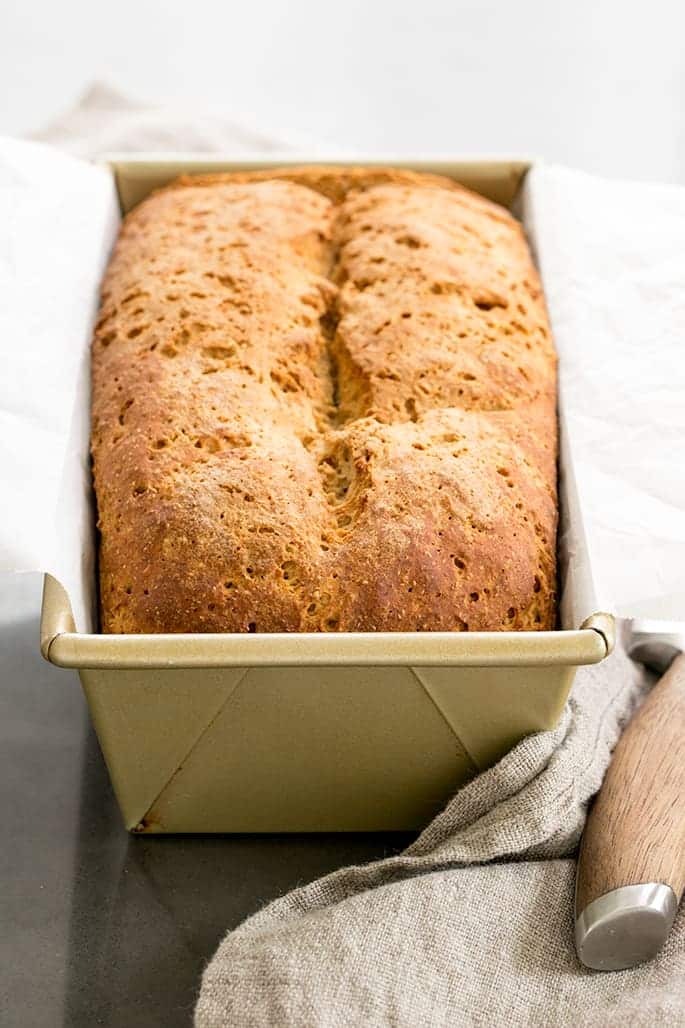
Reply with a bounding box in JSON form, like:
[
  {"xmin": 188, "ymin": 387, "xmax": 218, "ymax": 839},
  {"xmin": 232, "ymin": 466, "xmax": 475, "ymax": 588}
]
[{"xmin": 0, "ymin": 573, "xmax": 412, "ymax": 1028}]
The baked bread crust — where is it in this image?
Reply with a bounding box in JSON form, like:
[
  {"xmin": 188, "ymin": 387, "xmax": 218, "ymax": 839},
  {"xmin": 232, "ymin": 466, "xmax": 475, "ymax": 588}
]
[{"xmin": 92, "ymin": 166, "xmax": 557, "ymax": 633}]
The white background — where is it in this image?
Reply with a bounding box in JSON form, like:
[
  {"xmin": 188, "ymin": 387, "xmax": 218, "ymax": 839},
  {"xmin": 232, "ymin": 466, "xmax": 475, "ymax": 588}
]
[{"xmin": 2, "ymin": 0, "xmax": 685, "ymax": 181}]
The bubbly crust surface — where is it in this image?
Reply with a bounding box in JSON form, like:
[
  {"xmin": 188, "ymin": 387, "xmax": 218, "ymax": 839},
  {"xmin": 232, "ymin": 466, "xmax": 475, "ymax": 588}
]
[{"xmin": 92, "ymin": 166, "xmax": 557, "ymax": 633}]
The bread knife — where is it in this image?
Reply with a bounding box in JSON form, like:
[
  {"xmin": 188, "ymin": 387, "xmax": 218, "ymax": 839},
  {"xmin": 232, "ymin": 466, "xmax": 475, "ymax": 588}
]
[{"xmin": 574, "ymin": 620, "xmax": 685, "ymax": 970}]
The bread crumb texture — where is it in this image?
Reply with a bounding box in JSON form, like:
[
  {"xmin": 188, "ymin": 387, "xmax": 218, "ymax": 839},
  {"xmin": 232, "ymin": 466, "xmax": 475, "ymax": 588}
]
[{"xmin": 91, "ymin": 166, "xmax": 557, "ymax": 633}]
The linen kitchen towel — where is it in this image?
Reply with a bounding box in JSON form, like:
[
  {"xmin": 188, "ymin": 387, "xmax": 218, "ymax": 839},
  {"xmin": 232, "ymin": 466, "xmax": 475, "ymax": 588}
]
[{"xmin": 196, "ymin": 629, "xmax": 684, "ymax": 1028}]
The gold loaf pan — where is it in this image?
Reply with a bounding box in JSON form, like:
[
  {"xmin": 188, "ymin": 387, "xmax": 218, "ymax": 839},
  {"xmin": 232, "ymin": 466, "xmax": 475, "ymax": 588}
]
[{"xmin": 41, "ymin": 157, "xmax": 614, "ymax": 834}]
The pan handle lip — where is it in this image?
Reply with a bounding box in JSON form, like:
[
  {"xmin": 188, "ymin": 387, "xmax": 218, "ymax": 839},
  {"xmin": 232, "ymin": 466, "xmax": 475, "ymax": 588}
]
[{"xmin": 581, "ymin": 612, "xmax": 615, "ymax": 657}]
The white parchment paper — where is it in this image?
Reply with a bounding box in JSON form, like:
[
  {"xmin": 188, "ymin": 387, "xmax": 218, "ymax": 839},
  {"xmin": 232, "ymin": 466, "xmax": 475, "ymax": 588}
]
[
  {"xmin": 523, "ymin": 165, "xmax": 685, "ymax": 620},
  {"xmin": 0, "ymin": 141, "xmax": 683, "ymax": 629},
  {"xmin": 0, "ymin": 137, "xmax": 119, "ymax": 631}
]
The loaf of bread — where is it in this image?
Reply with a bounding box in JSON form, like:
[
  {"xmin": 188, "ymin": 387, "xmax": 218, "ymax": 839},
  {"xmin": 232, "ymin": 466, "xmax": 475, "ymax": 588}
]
[{"xmin": 91, "ymin": 166, "xmax": 557, "ymax": 633}]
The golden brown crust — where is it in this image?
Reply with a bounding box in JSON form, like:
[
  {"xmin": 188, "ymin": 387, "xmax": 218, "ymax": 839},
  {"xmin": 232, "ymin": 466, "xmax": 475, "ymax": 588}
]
[{"xmin": 92, "ymin": 166, "xmax": 557, "ymax": 633}]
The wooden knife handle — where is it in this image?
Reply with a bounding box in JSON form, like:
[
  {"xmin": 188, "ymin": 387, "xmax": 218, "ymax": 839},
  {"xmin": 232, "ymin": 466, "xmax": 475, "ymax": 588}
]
[{"xmin": 575, "ymin": 651, "xmax": 685, "ymax": 970}]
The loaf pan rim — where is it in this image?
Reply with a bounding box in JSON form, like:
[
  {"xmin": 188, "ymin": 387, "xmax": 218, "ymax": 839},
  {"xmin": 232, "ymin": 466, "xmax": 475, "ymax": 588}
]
[{"xmin": 41, "ymin": 574, "xmax": 612, "ymax": 670}]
